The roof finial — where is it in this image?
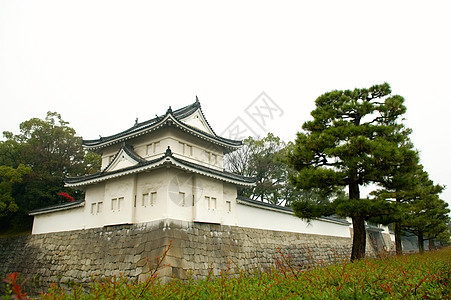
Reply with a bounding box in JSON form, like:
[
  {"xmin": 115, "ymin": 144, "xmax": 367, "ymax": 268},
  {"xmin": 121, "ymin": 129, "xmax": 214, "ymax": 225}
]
[
  {"xmin": 165, "ymin": 146, "xmax": 172, "ymax": 156},
  {"xmin": 167, "ymin": 106, "xmax": 172, "ymax": 114},
  {"xmin": 134, "ymin": 118, "xmax": 139, "ymax": 126},
  {"xmin": 195, "ymin": 95, "xmax": 200, "ymax": 107}
]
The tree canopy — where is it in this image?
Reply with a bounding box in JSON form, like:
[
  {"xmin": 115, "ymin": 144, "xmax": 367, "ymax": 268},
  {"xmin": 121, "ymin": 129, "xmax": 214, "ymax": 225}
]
[
  {"xmin": 0, "ymin": 112, "xmax": 100, "ymax": 232},
  {"xmin": 0, "ymin": 164, "xmax": 32, "ymax": 217},
  {"xmin": 371, "ymin": 160, "xmax": 447, "ymax": 254},
  {"xmin": 399, "ymin": 172, "xmax": 450, "ymax": 253},
  {"xmin": 287, "ymin": 82, "xmax": 416, "ymax": 260},
  {"xmin": 225, "ymin": 133, "xmax": 298, "ymax": 206}
]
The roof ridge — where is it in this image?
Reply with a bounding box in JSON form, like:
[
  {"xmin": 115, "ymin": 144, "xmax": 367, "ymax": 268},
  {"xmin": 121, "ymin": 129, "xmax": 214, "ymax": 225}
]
[
  {"xmin": 99, "ymin": 144, "xmax": 146, "ymax": 173},
  {"xmin": 83, "ymin": 100, "xmax": 200, "ymax": 145},
  {"xmin": 122, "ymin": 144, "xmax": 147, "ymax": 163},
  {"xmin": 83, "ymin": 99, "xmax": 243, "ymax": 151},
  {"xmin": 66, "ymin": 151, "xmax": 256, "ymax": 186}
]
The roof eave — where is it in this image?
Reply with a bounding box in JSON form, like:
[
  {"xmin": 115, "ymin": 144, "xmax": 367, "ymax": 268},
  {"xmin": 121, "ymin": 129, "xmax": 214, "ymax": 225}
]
[
  {"xmin": 29, "ymin": 200, "xmax": 85, "ymax": 216},
  {"xmin": 236, "ymin": 196, "xmax": 351, "ymax": 225},
  {"xmin": 83, "ymin": 113, "xmax": 242, "ymax": 152},
  {"xmin": 66, "ymin": 155, "xmax": 255, "ymax": 188}
]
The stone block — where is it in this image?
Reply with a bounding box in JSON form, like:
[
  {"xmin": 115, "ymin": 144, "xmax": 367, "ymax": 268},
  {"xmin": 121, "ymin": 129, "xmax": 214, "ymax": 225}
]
[
  {"xmin": 0, "ymin": 219, "xmax": 354, "ymax": 295},
  {"xmin": 136, "ymin": 257, "xmax": 148, "ymax": 268}
]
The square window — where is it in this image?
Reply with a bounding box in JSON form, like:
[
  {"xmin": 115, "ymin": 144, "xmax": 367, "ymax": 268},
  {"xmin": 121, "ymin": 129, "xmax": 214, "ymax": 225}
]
[
  {"xmin": 179, "ymin": 192, "xmax": 185, "ymax": 206},
  {"xmin": 111, "ymin": 198, "xmax": 117, "ymax": 211},
  {"xmin": 91, "ymin": 203, "xmax": 97, "ymax": 214},
  {"xmin": 226, "ymin": 200, "xmax": 231, "ymax": 212},
  {"xmin": 146, "ymin": 144, "xmax": 153, "ymax": 156},
  {"xmin": 154, "ymin": 142, "xmax": 160, "ymax": 153},
  {"xmin": 146, "ymin": 142, "xmax": 160, "ymax": 156},
  {"xmin": 150, "ymin": 192, "xmax": 157, "ymax": 206},
  {"xmin": 118, "ymin": 197, "xmax": 124, "ymax": 210},
  {"xmin": 211, "ymin": 197, "xmax": 217, "ymax": 210},
  {"xmin": 179, "ymin": 142, "xmax": 185, "ymax": 154},
  {"xmin": 179, "ymin": 142, "xmax": 193, "ymax": 156},
  {"xmin": 142, "ymin": 193, "xmax": 149, "ymax": 207},
  {"xmin": 205, "ymin": 196, "xmax": 210, "ymax": 209},
  {"xmin": 97, "ymin": 202, "xmax": 103, "ymax": 213}
]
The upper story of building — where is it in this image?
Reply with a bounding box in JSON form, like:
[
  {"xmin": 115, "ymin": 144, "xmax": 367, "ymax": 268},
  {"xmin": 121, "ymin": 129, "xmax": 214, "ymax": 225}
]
[
  {"xmin": 64, "ymin": 99, "xmax": 255, "ymax": 189},
  {"xmin": 83, "ymin": 99, "xmax": 241, "ymax": 173}
]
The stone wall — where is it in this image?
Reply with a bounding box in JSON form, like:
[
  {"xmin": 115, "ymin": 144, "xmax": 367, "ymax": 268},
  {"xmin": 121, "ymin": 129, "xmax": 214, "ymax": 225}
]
[{"xmin": 0, "ymin": 219, "xmax": 353, "ymax": 294}]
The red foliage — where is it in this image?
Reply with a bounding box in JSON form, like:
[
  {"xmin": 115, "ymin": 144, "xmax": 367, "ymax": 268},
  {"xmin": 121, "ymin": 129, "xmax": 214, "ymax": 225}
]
[
  {"xmin": 58, "ymin": 192, "xmax": 74, "ymax": 202},
  {"xmin": 3, "ymin": 272, "xmax": 28, "ymax": 299}
]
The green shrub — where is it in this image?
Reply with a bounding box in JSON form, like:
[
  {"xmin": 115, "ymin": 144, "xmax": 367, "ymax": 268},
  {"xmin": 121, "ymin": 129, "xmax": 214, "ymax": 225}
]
[{"xmin": 3, "ymin": 247, "xmax": 450, "ymax": 299}]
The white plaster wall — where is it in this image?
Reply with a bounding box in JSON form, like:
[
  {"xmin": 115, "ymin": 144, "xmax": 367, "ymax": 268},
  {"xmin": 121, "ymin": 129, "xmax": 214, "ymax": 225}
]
[
  {"xmin": 134, "ymin": 169, "xmax": 238, "ymax": 225},
  {"xmin": 32, "ymin": 207, "xmax": 84, "ymax": 234},
  {"xmin": 84, "ymin": 183, "xmax": 106, "ymax": 229},
  {"xmin": 125, "ymin": 131, "xmax": 162, "ymax": 159},
  {"xmin": 130, "ymin": 128, "xmax": 224, "ymax": 170},
  {"xmin": 222, "ymin": 183, "xmax": 238, "ymax": 225},
  {"xmin": 134, "ymin": 169, "xmax": 168, "ymax": 224},
  {"xmin": 165, "ymin": 170, "xmax": 194, "ymax": 222},
  {"xmin": 166, "ymin": 136, "xmax": 223, "ymax": 171},
  {"xmin": 103, "ymin": 176, "xmax": 135, "ymax": 226},
  {"xmin": 193, "ymin": 176, "xmax": 224, "ymax": 224},
  {"xmin": 236, "ymin": 203, "xmax": 351, "ymax": 238}
]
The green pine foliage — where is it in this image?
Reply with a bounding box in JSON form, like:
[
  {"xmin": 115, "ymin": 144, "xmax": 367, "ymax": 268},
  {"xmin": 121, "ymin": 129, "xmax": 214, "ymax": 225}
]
[
  {"xmin": 372, "ymin": 162, "xmax": 449, "ymax": 254},
  {"xmin": 287, "ymin": 83, "xmax": 416, "ymax": 261}
]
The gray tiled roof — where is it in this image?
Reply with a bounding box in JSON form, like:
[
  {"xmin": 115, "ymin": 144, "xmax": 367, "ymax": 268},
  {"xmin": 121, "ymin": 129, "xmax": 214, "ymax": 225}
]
[
  {"xmin": 65, "ymin": 146, "xmax": 256, "ymax": 187},
  {"xmin": 29, "ymin": 200, "xmax": 84, "ymax": 215},
  {"xmin": 236, "ymin": 196, "xmax": 351, "ymax": 225},
  {"xmin": 83, "ymin": 100, "xmax": 242, "ymax": 150}
]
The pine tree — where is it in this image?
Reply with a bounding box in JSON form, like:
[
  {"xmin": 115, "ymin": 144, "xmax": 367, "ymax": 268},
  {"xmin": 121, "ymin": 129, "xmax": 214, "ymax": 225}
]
[
  {"xmin": 401, "ymin": 174, "xmax": 449, "ymax": 253},
  {"xmin": 288, "ymin": 83, "xmax": 412, "ymax": 261},
  {"xmin": 371, "ymin": 162, "xmax": 443, "ymax": 255}
]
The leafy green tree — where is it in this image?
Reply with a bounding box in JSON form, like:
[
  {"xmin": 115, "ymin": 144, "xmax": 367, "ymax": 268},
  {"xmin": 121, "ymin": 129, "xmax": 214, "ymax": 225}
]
[
  {"xmin": 0, "ymin": 112, "xmax": 101, "ymax": 231},
  {"xmin": 225, "ymin": 133, "xmax": 299, "ymax": 206},
  {"xmin": 9, "ymin": 112, "xmax": 87, "ymax": 177},
  {"xmin": 287, "ymin": 83, "xmax": 413, "ymax": 261},
  {"xmin": 0, "ymin": 134, "xmax": 23, "ymax": 168},
  {"xmin": 83, "ymin": 151, "xmax": 102, "ymax": 175},
  {"xmin": 0, "ymin": 164, "xmax": 31, "ymax": 216}
]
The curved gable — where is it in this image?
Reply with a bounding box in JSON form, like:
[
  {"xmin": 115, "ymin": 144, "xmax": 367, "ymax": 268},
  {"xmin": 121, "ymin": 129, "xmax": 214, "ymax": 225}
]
[
  {"xmin": 103, "ymin": 146, "xmax": 145, "ymax": 173},
  {"xmin": 180, "ymin": 109, "xmax": 215, "ymax": 135}
]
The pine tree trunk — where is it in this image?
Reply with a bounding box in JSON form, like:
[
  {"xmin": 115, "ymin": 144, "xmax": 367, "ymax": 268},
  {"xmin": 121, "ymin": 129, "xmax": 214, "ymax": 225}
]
[
  {"xmin": 349, "ymin": 182, "xmax": 366, "ymax": 261},
  {"xmin": 394, "ymin": 221, "xmax": 403, "ymax": 255},
  {"xmin": 418, "ymin": 231, "xmax": 424, "ymax": 254},
  {"xmin": 351, "ymin": 216, "xmax": 366, "ymax": 261}
]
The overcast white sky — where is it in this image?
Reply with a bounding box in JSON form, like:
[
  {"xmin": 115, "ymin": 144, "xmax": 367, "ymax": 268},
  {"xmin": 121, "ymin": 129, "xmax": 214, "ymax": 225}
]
[{"xmin": 1, "ymin": 1, "xmax": 450, "ymax": 205}]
